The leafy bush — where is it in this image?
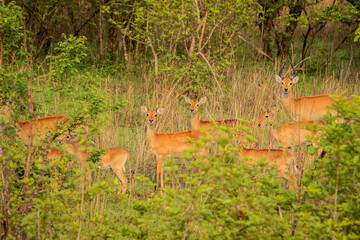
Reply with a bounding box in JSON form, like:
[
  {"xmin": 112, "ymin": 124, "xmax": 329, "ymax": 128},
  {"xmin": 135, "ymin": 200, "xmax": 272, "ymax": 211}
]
[{"xmin": 298, "ymin": 95, "xmax": 360, "ymax": 238}]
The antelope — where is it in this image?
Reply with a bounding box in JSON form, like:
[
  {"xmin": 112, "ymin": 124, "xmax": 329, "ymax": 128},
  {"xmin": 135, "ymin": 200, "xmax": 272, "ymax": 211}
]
[
  {"xmin": 16, "ymin": 116, "xmax": 87, "ymax": 143},
  {"xmin": 258, "ymin": 107, "xmax": 326, "ymax": 157},
  {"xmin": 276, "ymin": 64, "xmax": 336, "ymax": 121},
  {"xmin": 183, "ymin": 96, "xmax": 251, "ymax": 130},
  {"xmin": 237, "ymin": 147, "xmax": 297, "ymax": 190},
  {"xmin": 63, "ymin": 131, "xmax": 129, "ymax": 194},
  {"xmin": 141, "ymin": 105, "xmax": 207, "ymax": 190}
]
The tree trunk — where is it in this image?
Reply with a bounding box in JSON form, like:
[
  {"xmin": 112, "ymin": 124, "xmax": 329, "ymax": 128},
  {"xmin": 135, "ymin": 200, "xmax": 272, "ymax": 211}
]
[
  {"xmin": 98, "ymin": 3, "xmax": 104, "ymax": 61},
  {"xmin": 257, "ymin": 2, "xmax": 274, "ymax": 61},
  {"xmin": 275, "ymin": 1, "xmax": 303, "ymax": 59},
  {"xmin": 0, "ymin": 40, "xmax": 3, "ymax": 69}
]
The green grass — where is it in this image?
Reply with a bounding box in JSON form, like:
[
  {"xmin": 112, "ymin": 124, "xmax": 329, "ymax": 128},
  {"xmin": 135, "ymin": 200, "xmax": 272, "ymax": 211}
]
[{"xmin": 3, "ymin": 57, "xmax": 359, "ymax": 238}]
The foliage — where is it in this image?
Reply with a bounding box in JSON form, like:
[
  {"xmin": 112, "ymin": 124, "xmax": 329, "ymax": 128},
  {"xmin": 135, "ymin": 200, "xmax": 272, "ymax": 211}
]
[
  {"xmin": 355, "ymin": 24, "xmax": 360, "ymax": 42},
  {"xmin": 299, "ymin": 95, "xmax": 360, "ymax": 238},
  {"xmin": 47, "ymin": 34, "xmax": 87, "ymax": 83},
  {"xmin": 104, "ymin": 0, "xmax": 257, "ymax": 93},
  {"xmin": 0, "ymin": 1, "xmax": 359, "ymax": 239},
  {"xmin": 0, "ymin": 1, "xmax": 24, "ymax": 67}
]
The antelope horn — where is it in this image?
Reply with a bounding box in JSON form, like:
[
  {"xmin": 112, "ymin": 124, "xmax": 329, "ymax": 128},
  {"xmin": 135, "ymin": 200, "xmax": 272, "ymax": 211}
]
[
  {"xmin": 290, "ymin": 63, "xmax": 296, "ymax": 79},
  {"xmin": 279, "ymin": 64, "xmax": 285, "ymax": 78}
]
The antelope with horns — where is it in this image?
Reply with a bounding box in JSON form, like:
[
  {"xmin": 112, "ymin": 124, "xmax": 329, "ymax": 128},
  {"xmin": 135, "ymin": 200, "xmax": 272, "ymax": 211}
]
[
  {"xmin": 276, "ymin": 64, "xmax": 336, "ymax": 121},
  {"xmin": 141, "ymin": 105, "xmax": 207, "ymax": 190}
]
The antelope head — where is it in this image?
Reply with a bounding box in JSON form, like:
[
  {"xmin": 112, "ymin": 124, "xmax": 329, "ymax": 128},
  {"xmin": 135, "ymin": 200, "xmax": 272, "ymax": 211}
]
[
  {"xmin": 258, "ymin": 106, "xmax": 276, "ymax": 127},
  {"xmin": 275, "ymin": 64, "xmax": 299, "ymax": 98},
  {"xmin": 141, "ymin": 105, "xmax": 164, "ymax": 127},
  {"xmin": 183, "ymin": 96, "xmax": 207, "ymax": 115}
]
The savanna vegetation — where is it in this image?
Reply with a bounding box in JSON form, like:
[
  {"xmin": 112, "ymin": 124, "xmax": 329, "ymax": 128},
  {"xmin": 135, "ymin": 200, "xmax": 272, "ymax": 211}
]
[{"xmin": 0, "ymin": 0, "xmax": 359, "ymax": 239}]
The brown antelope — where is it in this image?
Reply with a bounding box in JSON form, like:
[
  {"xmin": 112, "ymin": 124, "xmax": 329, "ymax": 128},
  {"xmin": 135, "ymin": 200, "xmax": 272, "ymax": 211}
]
[
  {"xmin": 183, "ymin": 96, "xmax": 251, "ymax": 130},
  {"xmin": 258, "ymin": 107, "xmax": 325, "ymax": 157},
  {"xmin": 237, "ymin": 147, "xmax": 297, "ymax": 190},
  {"xmin": 141, "ymin": 105, "xmax": 207, "ymax": 190},
  {"xmin": 276, "ymin": 64, "xmax": 336, "ymax": 121},
  {"xmin": 64, "ymin": 131, "xmax": 129, "ymax": 194},
  {"xmin": 17, "ymin": 116, "xmax": 87, "ymax": 142}
]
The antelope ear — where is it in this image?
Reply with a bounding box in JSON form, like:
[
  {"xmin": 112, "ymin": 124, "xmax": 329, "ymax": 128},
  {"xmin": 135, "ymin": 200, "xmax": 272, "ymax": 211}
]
[
  {"xmin": 261, "ymin": 106, "xmax": 267, "ymax": 112},
  {"xmin": 183, "ymin": 96, "xmax": 191, "ymax": 104},
  {"xmin": 199, "ymin": 96, "xmax": 207, "ymax": 105},
  {"xmin": 140, "ymin": 105, "xmax": 149, "ymax": 113},
  {"xmin": 275, "ymin": 75, "xmax": 282, "ymax": 83},
  {"xmin": 156, "ymin": 108, "xmax": 164, "ymax": 115},
  {"xmin": 292, "ymin": 76, "xmax": 299, "ymax": 84}
]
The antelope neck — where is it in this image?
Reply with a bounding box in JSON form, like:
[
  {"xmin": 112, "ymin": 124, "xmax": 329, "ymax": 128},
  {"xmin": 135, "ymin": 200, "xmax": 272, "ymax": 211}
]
[
  {"xmin": 191, "ymin": 112, "xmax": 201, "ymax": 129},
  {"xmin": 146, "ymin": 123, "xmax": 156, "ymax": 140},
  {"xmin": 70, "ymin": 141, "xmax": 88, "ymax": 163},
  {"xmin": 281, "ymin": 91, "xmax": 294, "ymax": 109},
  {"xmin": 282, "ymin": 91, "xmax": 292, "ymax": 99},
  {"xmin": 265, "ymin": 123, "xmax": 278, "ymax": 139}
]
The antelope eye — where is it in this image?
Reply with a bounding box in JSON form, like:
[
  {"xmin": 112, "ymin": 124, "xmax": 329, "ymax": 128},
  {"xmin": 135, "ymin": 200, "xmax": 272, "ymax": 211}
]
[
  {"xmin": 281, "ymin": 82, "xmax": 284, "ymax": 85},
  {"xmin": 66, "ymin": 135, "xmax": 70, "ymax": 139},
  {"xmin": 154, "ymin": 114, "xmax": 157, "ymax": 117},
  {"xmin": 289, "ymin": 82, "xmax": 292, "ymax": 85},
  {"xmin": 265, "ymin": 116, "xmax": 269, "ymax": 118},
  {"xmin": 196, "ymin": 104, "xmax": 199, "ymax": 107},
  {"xmin": 146, "ymin": 113, "xmax": 149, "ymax": 116}
]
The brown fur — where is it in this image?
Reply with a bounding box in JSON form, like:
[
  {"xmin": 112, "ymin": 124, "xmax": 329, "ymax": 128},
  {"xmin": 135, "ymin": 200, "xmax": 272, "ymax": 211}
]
[
  {"xmin": 239, "ymin": 148, "xmax": 297, "ymax": 189},
  {"xmin": 183, "ymin": 96, "xmax": 250, "ymax": 130},
  {"xmin": 17, "ymin": 116, "xmax": 68, "ymax": 141},
  {"xmin": 64, "ymin": 135, "xmax": 129, "ymax": 194},
  {"xmin": 141, "ymin": 105, "xmax": 207, "ymax": 190},
  {"xmin": 276, "ymin": 76, "xmax": 336, "ymax": 121},
  {"xmin": 17, "ymin": 116, "xmax": 87, "ymax": 142},
  {"xmin": 258, "ymin": 109, "xmax": 325, "ymax": 149},
  {"xmin": 47, "ymin": 145, "xmax": 74, "ymax": 165}
]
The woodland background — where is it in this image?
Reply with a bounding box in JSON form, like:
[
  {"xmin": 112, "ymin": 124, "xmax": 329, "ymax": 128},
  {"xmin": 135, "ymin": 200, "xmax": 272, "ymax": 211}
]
[{"xmin": 0, "ymin": 0, "xmax": 360, "ymax": 239}]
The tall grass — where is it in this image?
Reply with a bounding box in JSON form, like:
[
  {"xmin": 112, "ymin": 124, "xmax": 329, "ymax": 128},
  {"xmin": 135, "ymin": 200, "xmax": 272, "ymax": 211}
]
[{"xmin": 28, "ymin": 59, "xmax": 359, "ymax": 200}]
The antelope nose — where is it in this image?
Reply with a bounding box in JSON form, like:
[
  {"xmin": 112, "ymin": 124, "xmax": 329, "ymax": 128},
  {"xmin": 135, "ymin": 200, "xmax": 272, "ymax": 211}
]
[
  {"xmin": 149, "ymin": 119, "xmax": 154, "ymax": 123},
  {"xmin": 258, "ymin": 124, "xmax": 261, "ymax": 127},
  {"xmin": 190, "ymin": 109, "xmax": 194, "ymax": 113},
  {"xmin": 284, "ymin": 88, "xmax": 288, "ymax": 92}
]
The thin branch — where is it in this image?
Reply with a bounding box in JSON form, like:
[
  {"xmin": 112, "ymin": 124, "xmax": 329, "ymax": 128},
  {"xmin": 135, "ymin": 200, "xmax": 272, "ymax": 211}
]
[
  {"xmin": 23, "ymin": 82, "xmax": 34, "ymax": 198},
  {"xmin": 198, "ymin": 9, "xmax": 208, "ymax": 50},
  {"xmin": 74, "ymin": 0, "xmax": 112, "ymax": 37},
  {"xmin": 13, "ymin": 135, "xmax": 54, "ymax": 238},
  {"xmin": 198, "ymin": 51, "xmax": 224, "ymax": 96},
  {"xmin": 237, "ymin": 32, "xmax": 274, "ymax": 62},
  {"xmin": 0, "ymin": 134, "xmax": 12, "ymax": 238},
  {"xmin": 321, "ymin": 27, "xmax": 357, "ymax": 70}
]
